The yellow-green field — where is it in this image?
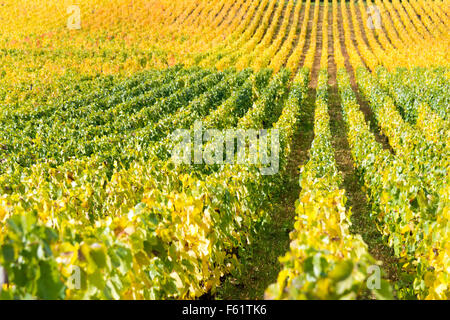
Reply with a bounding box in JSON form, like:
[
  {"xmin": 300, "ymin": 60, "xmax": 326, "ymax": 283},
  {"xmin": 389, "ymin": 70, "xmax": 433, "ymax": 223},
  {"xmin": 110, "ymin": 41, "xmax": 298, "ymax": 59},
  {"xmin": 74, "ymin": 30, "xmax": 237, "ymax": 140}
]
[{"xmin": 0, "ymin": 0, "xmax": 448, "ymax": 300}]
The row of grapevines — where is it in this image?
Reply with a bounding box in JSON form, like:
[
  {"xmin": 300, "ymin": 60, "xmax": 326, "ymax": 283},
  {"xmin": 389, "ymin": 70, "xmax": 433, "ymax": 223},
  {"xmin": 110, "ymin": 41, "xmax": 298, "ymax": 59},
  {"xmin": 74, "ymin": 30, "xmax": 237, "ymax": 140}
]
[
  {"xmin": 364, "ymin": 0, "xmax": 395, "ymax": 52},
  {"xmin": 235, "ymin": 0, "xmax": 280, "ymax": 70},
  {"xmin": 265, "ymin": 69, "xmax": 391, "ymax": 300},
  {"xmin": 347, "ymin": 0, "xmax": 378, "ymax": 70},
  {"xmin": 356, "ymin": 67, "xmax": 447, "ymax": 196},
  {"xmin": 248, "ymin": 0, "xmax": 292, "ymax": 70},
  {"xmin": 379, "ymin": 0, "xmax": 449, "ymax": 67},
  {"xmin": 408, "ymin": 0, "xmax": 442, "ymax": 38},
  {"xmin": 199, "ymin": 0, "xmax": 259, "ymax": 65},
  {"xmin": 373, "ymin": 67, "xmax": 449, "ymax": 188},
  {"xmin": 0, "ymin": 67, "xmax": 124, "ymax": 119},
  {"xmin": 337, "ymin": 68, "xmax": 449, "ymax": 300},
  {"xmin": 141, "ymin": 69, "xmax": 253, "ymax": 144},
  {"xmin": 185, "ymin": 69, "xmax": 290, "ymax": 176},
  {"xmin": 123, "ymin": 68, "xmax": 259, "ymax": 171},
  {"xmin": 371, "ymin": 0, "xmax": 404, "ymax": 49},
  {"xmin": 379, "ymin": 0, "xmax": 414, "ymax": 44},
  {"xmin": 285, "ymin": 0, "xmax": 311, "ymax": 73},
  {"xmin": 302, "ymin": 1, "xmax": 320, "ymax": 69},
  {"xmin": 375, "ymin": 66, "xmax": 449, "ymax": 122},
  {"xmin": 214, "ymin": 0, "xmax": 270, "ymax": 69},
  {"xmin": 320, "ymin": 0, "xmax": 329, "ymax": 70},
  {"xmin": 125, "ymin": 68, "xmax": 274, "ymax": 178},
  {"xmin": 353, "ymin": 0, "xmax": 389, "ymax": 67},
  {"xmin": 0, "ymin": 68, "xmax": 299, "ymax": 299},
  {"xmin": 332, "ymin": 0, "xmax": 345, "ymax": 70},
  {"xmin": 202, "ymin": 69, "xmax": 272, "ymax": 130},
  {"xmin": 393, "ymin": 0, "xmax": 428, "ymax": 40},
  {"xmin": 392, "ymin": 0, "xmax": 424, "ymax": 41},
  {"xmin": 340, "ymin": 0, "xmax": 364, "ymax": 70},
  {"xmin": 253, "ymin": 0, "xmax": 296, "ymax": 70},
  {"xmin": 1, "ymin": 66, "xmax": 183, "ymax": 125},
  {"xmin": 269, "ymin": 0, "xmax": 303, "ymax": 73},
  {"xmin": 0, "ymin": 68, "xmax": 219, "ymax": 171},
  {"xmin": 417, "ymin": 0, "xmax": 448, "ymax": 35}
]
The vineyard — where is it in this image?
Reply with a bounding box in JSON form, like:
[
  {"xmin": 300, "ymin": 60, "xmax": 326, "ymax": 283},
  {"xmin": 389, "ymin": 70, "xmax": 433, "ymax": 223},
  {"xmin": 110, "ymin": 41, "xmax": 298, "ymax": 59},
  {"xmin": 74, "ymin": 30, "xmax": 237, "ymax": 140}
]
[{"xmin": 0, "ymin": 0, "xmax": 448, "ymax": 300}]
